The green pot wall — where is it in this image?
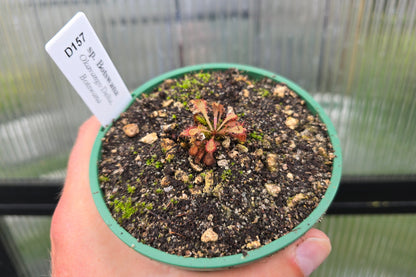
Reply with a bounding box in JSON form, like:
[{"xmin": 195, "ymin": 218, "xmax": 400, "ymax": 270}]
[{"xmin": 89, "ymin": 63, "xmax": 342, "ymax": 270}]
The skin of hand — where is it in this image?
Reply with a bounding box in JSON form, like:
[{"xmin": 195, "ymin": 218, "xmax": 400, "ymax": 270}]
[{"xmin": 50, "ymin": 116, "xmax": 331, "ymax": 277}]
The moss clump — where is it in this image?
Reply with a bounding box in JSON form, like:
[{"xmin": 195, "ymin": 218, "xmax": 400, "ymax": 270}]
[
  {"xmin": 195, "ymin": 72, "xmax": 211, "ymax": 83},
  {"xmin": 249, "ymin": 131, "xmax": 264, "ymax": 141},
  {"xmin": 99, "ymin": 175, "xmax": 110, "ymax": 182},
  {"xmin": 258, "ymin": 88, "xmax": 270, "ymax": 97},
  {"xmin": 127, "ymin": 184, "xmax": 136, "ymax": 194},
  {"xmin": 176, "ymin": 78, "xmax": 192, "ymax": 90},
  {"xmin": 146, "ymin": 155, "xmax": 163, "ymax": 169},
  {"xmin": 221, "ymin": 169, "xmax": 232, "ymax": 181},
  {"xmin": 112, "ymin": 197, "xmax": 138, "ymax": 219}
]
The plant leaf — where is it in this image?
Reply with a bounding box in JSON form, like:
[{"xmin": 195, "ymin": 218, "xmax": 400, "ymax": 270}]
[
  {"xmin": 180, "ymin": 126, "xmax": 197, "ymax": 137},
  {"xmin": 194, "ymin": 114, "xmax": 208, "ymax": 126},
  {"xmin": 180, "ymin": 125, "xmax": 208, "ymax": 137},
  {"xmin": 195, "ymin": 124, "xmax": 210, "ymax": 135},
  {"xmin": 231, "ymin": 132, "xmax": 247, "ymax": 142},
  {"xmin": 221, "ymin": 124, "xmax": 245, "ymax": 135},
  {"xmin": 191, "ymin": 99, "xmax": 213, "ymax": 130},
  {"xmin": 218, "ymin": 112, "xmax": 238, "ymax": 131},
  {"xmin": 195, "ymin": 148, "xmax": 205, "ymax": 163},
  {"xmin": 189, "ymin": 144, "xmax": 199, "ymax": 156},
  {"xmin": 205, "ymin": 137, "xmax": 217, "ymax": 153},
  {"xmin": 203, "ymin": 152, "xmax": 215, "ymax": 166},
  {"xmin": 212, "ymin": 102, "xmax": 224, "ymax": 130},
  {"xmin": 220, "ymin": 123, "xmax": 247, "ymax": 142}
]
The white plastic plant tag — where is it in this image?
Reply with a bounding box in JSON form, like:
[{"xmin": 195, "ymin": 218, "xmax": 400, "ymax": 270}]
[{"xmin": 45, "ymin": 12, "xmax": 132, "ymax": 126}]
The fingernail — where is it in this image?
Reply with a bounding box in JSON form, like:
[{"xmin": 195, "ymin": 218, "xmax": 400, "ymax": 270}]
[{"xmin": 295, "ymin": 238, "xmax": 331, "ymax": 276}]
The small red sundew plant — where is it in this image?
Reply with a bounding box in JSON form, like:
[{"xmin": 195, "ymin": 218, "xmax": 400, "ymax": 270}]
[{"xmin": 180, "ymin": 99, "xmax": 247, "ymax": 166}]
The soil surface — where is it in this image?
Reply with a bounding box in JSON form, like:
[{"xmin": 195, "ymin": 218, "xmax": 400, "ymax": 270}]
[{"xmin": 98, "ymin": 69, "xmax": 335, "ymax": 258}]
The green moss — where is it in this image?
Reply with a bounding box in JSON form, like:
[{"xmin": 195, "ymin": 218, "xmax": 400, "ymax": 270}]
[
  {"xmin": 154, "ymin": 161, "xmax": 162, "ymax": 169},
  {"xmin": 99, "ymin": 175, "xmax": 110, "ymax": 182},
  {"xmin": 258, "ymin": 88, "xmax": 270, "ymax": 97},
  {"xmin": 112, "ymin": 197, "xmax": 138, "ymax": 219},
  {"xmin": 146, "ymin": 155, "xmax": 163, "ymax": 169},
  {"xmin": 221, "ymin": 169, "xmax": 232, "ymax": 181},
  {"xmin": 249, "ymin": 131, "xmax": 264, "ymax": 141},
  {"xmin": 194, "ymin": 90, "xmax": 202, "ymax": 99},
  {"xmin": 195, "ymin": 72, "xmax": 211, "ymax": 83},
  {"xmin": 127, "ymin": 185, "xmax": 136, "ymax": 194},
  {"xmin": 176, "ymin": 78, "xmax": 192, "ymax": 90}
]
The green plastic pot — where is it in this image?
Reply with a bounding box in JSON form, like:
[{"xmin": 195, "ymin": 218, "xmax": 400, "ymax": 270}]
[{"xmin": 89, "ymin": 63, "xmax": 342, "ymax": 270}]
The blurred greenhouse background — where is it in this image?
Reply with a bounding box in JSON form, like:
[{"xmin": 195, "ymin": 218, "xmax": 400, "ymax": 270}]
[{"xmin": 0, "ymin": 0, "xmax": 415, "ymax": 276}]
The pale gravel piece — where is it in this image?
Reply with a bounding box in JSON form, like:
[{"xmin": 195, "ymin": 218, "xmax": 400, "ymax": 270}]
[
  {"xmin": 203, "ymin": 171, "xmax": 214, "ymax": 193},
  {"xmin": 122, "ymin": 123, "xmax": 140, "ymax": 137},
  {"xmin": 201, "ymin": 228, "xmax": 218, "ymax": 242},
  {"xmin": 265, "ymin": 184, "xmax": 281, "ymax": 197},
  {"xmin": 139, "ymin": 132, "xmax": 158, "ymax": 144},
  {"xmin": 266, "ymin": 153, "xmax": 279, "ymax": 172},
  {"xmin": 273, "ymin": 85, "xmax": 286, "ymax": 98},
  {"xmin": 246, "ymin": 240, "xmax": 261, "ymax": 249},
  {"xmin": 285, "ymin": 117, "xmax": 299, "ymax": 129}
]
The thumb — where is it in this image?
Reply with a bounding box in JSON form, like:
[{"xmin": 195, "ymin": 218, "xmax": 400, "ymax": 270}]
[
  {"xmin": 293, "ymin": 228, "xmax": 332, "ymax": 276},
  {"xmin": 218, "ymin": 228, "xmax": 331, "ymax": 277}
]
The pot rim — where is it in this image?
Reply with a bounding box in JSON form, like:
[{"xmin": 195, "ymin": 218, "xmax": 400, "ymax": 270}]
[{"xmin": 89, "ymin": 63, "xmax": 342, "ymax": 270}]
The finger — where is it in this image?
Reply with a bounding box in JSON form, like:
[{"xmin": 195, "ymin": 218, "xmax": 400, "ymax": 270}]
[{"xmin": 230, "ymin": 228, "xmax": 330, "ymax": 277}]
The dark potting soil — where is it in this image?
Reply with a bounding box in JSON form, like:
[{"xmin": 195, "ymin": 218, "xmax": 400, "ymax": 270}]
[{"xmin": 98, "ymin": 69, "xmax": 335, "ymax": 258}]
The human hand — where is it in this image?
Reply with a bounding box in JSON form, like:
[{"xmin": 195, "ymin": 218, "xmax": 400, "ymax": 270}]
[{"xmin": 50, "ymin": 116, "xmax": 331, "ymax": 277}]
